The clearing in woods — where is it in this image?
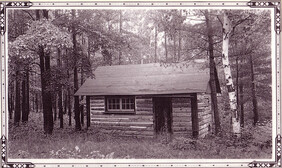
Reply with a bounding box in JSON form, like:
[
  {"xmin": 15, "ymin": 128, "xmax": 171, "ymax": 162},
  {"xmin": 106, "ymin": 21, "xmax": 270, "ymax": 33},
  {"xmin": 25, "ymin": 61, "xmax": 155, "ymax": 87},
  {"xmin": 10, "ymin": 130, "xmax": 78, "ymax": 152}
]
[{"xmin": 8, "ymin": 113, "xmax": 272, "ymax": 159}]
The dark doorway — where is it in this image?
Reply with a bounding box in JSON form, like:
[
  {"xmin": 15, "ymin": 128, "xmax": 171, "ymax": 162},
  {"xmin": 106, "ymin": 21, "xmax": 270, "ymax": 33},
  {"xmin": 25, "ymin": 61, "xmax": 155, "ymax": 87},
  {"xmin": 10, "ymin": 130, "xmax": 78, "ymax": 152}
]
[{"xmin": 153, "ymin": 97, "xmax": 172, "ymax": 134}]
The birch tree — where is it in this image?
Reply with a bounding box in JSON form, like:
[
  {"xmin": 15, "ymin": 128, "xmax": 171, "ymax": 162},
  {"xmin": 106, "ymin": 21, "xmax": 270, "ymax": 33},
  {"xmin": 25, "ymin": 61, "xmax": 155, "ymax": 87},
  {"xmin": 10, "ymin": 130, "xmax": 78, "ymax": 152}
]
[{"xmin": 221, "ymin": 12, "xmax": 240, "ymax": 135}]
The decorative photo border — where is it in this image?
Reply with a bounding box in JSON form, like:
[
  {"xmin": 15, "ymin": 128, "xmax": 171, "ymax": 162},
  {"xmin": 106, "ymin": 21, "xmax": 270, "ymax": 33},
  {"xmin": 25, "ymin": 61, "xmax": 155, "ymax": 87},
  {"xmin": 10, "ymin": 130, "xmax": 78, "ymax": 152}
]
[{"xmin": 0, "ymin": 1, "xmax": 280, "ymax": 167}]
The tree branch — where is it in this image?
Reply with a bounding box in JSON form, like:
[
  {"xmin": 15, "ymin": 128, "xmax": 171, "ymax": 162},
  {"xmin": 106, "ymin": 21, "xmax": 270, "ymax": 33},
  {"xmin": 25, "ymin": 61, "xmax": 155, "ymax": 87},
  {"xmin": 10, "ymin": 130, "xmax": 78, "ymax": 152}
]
[
  {"xmin": 184, "ymin": 49, "xmax": 206, "ymax": 61},
  {"xmin": 217, "ymin": 15, "xmax": 223, "ymax": 27},
  {"xmin": 29, "ymin": 62, "xmax": 41, "ymax": 68},
  {"xmin": 213, "ymin": 39, "xmax": 223, "ymax": 45},
  {"xmin": 233, "ymin": 15, "xmax": 252, "ymax": 29},
  {"xmin": 176, "ymin": 28, "xmax": 207, "ymax": 37},
  {"xmin": 22, "ymin": 10, "xmax": 35, "ymax": 21}
]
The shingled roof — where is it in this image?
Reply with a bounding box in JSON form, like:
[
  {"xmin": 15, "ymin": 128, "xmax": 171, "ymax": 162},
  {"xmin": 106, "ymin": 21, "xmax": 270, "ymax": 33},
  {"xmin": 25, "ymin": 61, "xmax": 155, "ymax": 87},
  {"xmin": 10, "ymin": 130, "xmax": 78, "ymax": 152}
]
[{"xmin": 75, "ymin": 62, "xmax": 217, "ymax": 96}]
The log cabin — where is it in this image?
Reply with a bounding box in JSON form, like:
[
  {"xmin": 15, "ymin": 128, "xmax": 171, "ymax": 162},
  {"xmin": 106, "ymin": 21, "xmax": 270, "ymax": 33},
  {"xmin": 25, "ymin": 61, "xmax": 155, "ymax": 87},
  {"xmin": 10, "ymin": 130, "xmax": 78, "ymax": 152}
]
[{"xmin": 75, "ymin": 61, "xmax": 220, "ymax": 138}]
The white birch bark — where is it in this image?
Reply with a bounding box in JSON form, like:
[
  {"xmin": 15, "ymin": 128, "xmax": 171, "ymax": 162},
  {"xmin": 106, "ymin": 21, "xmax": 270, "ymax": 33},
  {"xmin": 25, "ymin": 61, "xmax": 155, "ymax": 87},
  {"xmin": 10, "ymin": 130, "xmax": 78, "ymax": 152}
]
[{"xmin": 221, "ymin": 12, "xmax": 241, "ymax": 135}]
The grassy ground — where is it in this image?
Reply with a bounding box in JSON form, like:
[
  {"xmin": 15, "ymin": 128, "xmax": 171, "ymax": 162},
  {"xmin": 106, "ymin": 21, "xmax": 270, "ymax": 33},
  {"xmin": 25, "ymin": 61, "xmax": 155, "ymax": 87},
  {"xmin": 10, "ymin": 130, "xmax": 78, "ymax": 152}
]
[{"xmin": 8, "ymin": 113, "xmax": 272, "ymax": 159}]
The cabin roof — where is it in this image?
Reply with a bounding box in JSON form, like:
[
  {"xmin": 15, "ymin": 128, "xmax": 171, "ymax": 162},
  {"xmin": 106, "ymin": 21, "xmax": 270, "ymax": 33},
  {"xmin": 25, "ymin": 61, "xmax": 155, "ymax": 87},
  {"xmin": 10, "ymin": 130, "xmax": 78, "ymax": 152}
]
[{"xmin": 75, "ymin": 62, "xmax": 218, "ymax": 96}]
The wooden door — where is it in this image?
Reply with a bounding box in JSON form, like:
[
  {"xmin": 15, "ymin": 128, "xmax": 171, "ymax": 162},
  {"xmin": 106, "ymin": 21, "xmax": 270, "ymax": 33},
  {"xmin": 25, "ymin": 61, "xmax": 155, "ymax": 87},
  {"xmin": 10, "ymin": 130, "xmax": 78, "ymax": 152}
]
[{"xmin": 153, "ymin": 97, "xmax": 172, "ymax": 134}]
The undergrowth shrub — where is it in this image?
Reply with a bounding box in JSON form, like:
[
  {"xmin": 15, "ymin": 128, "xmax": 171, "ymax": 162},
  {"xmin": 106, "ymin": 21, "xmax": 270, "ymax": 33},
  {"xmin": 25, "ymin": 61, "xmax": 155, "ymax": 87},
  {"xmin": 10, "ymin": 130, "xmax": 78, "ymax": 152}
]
[
  {"xmin": 210, "ymin": 131, "xmax": 253, "ymax": 148},
  {"xmin": 169, "ymin": 122, "xmax": 271, "ymax": 154},
  {"xmin": 94, "ymin": 131, "xmax": 111, "ymax": 142},
  {"xmin": 49, "ymin": 145, "xmax": 115, "ymax": 159},
  {"xmin": 169, "ymin": 137, "xmax": 206, "ymax": 150},
  {"xmin": 158, "ymin": 134, "xmax": 173, "ymax": 144},
  {"xmin": 9, "ymin": 112, "xmax": 272, "ymax": 159}
]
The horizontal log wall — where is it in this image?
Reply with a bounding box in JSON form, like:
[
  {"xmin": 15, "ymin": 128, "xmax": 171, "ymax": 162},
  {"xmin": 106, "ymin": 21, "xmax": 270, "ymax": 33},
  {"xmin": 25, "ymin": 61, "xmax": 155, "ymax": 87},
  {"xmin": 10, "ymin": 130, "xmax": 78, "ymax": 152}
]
[
  {"xmin": 90, "ymin": 96, "xmax": 154, "ymax": 137},
  {"xmin": 90, "ymin": 96, "xmax": 105, "ymax": 114},
  {"xmin": 89, "ymin": 94, "xmax": 212, "ymax": 138},
  {"xmin": 197, "ymin": 93, "xmax": 212, "ymax": 138},
  {"xmin": 172, "ymin": 98, "xmax": 192, "ymax": 137}
]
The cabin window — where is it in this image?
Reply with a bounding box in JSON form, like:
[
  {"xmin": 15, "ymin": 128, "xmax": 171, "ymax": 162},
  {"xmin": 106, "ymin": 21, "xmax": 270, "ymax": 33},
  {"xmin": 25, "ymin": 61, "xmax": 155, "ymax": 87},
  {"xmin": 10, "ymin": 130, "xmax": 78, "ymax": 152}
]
[{"xmin": 106, "ymin": 96, "xmax": 135, "ymax": 113}]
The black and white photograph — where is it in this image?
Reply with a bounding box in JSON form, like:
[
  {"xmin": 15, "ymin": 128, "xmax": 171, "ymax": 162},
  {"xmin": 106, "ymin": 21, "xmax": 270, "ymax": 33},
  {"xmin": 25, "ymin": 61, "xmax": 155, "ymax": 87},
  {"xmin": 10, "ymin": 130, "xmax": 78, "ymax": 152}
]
[{"xmin": 0, "ymin": 1, "xmax": 281, "ymax": 167}]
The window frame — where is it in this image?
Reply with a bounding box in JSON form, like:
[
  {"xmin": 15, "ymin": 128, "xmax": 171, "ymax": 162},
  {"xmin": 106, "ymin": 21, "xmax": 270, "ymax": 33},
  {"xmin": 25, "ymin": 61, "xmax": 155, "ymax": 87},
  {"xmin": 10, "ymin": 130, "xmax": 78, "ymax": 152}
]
[{"xmin": 105, "ymin": 96, "xmax": 136, "ymax": 114}]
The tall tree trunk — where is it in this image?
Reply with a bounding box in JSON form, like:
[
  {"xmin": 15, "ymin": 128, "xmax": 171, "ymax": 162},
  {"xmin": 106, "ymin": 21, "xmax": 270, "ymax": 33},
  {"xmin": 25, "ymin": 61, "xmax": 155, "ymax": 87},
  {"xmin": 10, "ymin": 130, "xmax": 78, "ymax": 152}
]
[
  {"xmin": 80, "ymin": 70, "xmax": 84, "ymax": 126},
  {"xmin": 37, "ymin": 9, "xmax": 53, "ymax": 134},
  {"xmin": 39, "ymin": 93, "xmax": 42, "ymax": 112},
  {"xmin": 239, "ymin": 83, "xmax": 244, "ymax": 127},
  {"xmin": 236, "ymin": 57, "xmax": 239, "ymax": 108},
  {"xmin": 67, "ymin": 52, "xmax": 72, "ymax": 126},
  {"xmin": 178, "ymin": 31, "xmax": 181, "ymax": 62},
  {"xmin": 86, "ymin": 96, "xmax": 90, "ymax": 129},
  {"xmin": 74, "ymin": 74, "xmax": 80, "ymax": 131},
  {"xmin": 45, "ymin": 52, "xmax": 53, "ymax": 133},
  {"xmin": 14, "ymin": 70, "xmax": 21, "ymax": 126},
  {"xmin": 8, "ymin": 91, "xmax": 11, "ymax": 119},
  {"xmin": 35, "ymin": 93, "xmax": 38, "ymax": 113},
  {"xmin": 68, "ymin": 85, "xmax": 72, "ymax": 126},
  {"xmin": 66, "ymin": 49, "xmax": 72, "ymax": 126},
  {"xmin": 173, "ymin": 33, "xmax": 176, "ymax": 62},
  {"xmin": 81, "ymin": 70, "xmax": 84, "ymax": 86},
  {"xmin": 32, "ymin": 93, "xmax": 35, "ymax": 112},
  {"xmin": 8, "ymin": 84, "xmax": 13, "ymax": 119},
  {"xmin": 250, "ymin": 54, "xmax": 258, "ymax": 125},
  {"xmin": 21, "ymin": 78, "xmax": 25, "ymax": 120},
  {"xmin": 154, "ymin": 26, "xmax": 157, "ymax": 63},
  {"xmin": 32, "ymin": 72, "xmax": 36, "ymax": 113},
  {"xmin": 72, "ymin": 9, "xmax": 81, "ymax": 131},
  {"xmin": 57, "ymin": 48, "xmax": 63, "ymax": 128},
  {"xmin": 164, "ymin": 30, "xmax": 168, "ymax": 62},
  {"xmin": 74, "ymin": 69, "xmax": 81, "ymax": 130},
  {"xmin": 53, "ymin": 94, "xmax": 57, "ymax": 121},
  {"xmin": 64, "ymin": 91, "xmax": 67, "ymax": 115},
  {"xmin": 118, "ymin": 10, "xmax": 122, "ymax": 65},
  {"xmin": 88, "ymin": 37, "xmax": 91, "ymax": 60},
  {"xmin": 39, "ymin": 46, "xmax": 54, "ymax": 134},
  {"xmin": 178, "ymin": 10, "xmax": 182, "ymax": 62},
  {"xmin": 11, "ymin": 91, "xmax": 14, "ymax": 118},
  {"xmin": 26, "ymin": 68, "xmax": 30, "ymax": 116},
  {"xmin": 36, "ymin": 10, "xmax": 40, "ymax": 20},
  {"xmin": 80, "ymin": 104, "xmax": 84, "ymax": 126},
  {"xmin": 205, "ymin": 11, "xmax": 221, "ymax": 135},
  {"xmin": 21, "ymin": 75, "xmax": 28, "ymax": 122},
  {"xmin": 221, "ymin": 12, "xmax": 240, "ymax": 135},
  {"xmin": 42, "ymin": 10, "xmax": 49, "ymax": 19},
  {"xmin": 58, "ymin": 90, "xmax": 63, "ymax": 128}
]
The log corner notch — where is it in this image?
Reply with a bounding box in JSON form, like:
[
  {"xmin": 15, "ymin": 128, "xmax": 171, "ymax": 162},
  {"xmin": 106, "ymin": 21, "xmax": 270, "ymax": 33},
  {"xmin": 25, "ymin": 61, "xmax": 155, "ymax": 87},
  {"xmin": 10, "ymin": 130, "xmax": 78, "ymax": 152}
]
[{"xmin": 222, "ymin": 11, "xmax": 241, "ymax": 136}]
